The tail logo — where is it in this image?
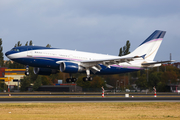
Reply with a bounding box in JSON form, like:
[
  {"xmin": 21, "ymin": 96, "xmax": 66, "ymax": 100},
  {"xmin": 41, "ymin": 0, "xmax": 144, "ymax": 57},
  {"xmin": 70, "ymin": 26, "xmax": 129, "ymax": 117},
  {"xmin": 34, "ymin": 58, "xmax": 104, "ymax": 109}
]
[{"xmin": 141, "ymin": 54, "xmax": 146, "ymax": 59}]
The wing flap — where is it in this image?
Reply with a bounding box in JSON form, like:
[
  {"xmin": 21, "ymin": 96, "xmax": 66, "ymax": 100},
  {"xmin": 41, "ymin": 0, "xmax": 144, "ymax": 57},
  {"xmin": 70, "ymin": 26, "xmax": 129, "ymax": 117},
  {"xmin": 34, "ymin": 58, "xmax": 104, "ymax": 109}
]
[
  {"xmin": 142, "ymin": 60, "xmax": 175, "ymax": 66},
  {"xmin": 56, "ymin": 56, "xmax": 141, "ymax": 69},
  {"xmin": 80, "ymin": 56, "xmax": 140, "ymax": 68}
]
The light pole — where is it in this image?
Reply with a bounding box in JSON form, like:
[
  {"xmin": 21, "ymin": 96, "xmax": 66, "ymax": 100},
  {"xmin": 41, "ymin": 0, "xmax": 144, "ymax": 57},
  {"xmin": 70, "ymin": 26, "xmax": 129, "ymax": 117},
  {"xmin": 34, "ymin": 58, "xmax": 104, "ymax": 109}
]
[
  {"xmin": 121, "ymin": 79, "xmax": 125, "ymax": 90},
  {"xmin": 116, "ymin": 80, "xmax": 119, "ymax": 92},
  {"xmin": 120, "ymin": 81, "xmax": 123, "ymax": 91},
  {"xmin": 146, "ymin": 68, "xmax": 149, "ymax": 82}
]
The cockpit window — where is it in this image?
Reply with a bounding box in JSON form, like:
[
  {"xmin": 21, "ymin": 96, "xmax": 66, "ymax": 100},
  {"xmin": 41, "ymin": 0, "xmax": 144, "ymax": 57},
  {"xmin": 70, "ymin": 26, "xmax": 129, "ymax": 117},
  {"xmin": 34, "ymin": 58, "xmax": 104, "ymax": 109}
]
[
  {"xmin": 10, "ymin": 49, "xmax": 15, "ymax": 51},
  {"xmin": 10, "ymin": 48, "xmax": 20, "ymax": 52}
]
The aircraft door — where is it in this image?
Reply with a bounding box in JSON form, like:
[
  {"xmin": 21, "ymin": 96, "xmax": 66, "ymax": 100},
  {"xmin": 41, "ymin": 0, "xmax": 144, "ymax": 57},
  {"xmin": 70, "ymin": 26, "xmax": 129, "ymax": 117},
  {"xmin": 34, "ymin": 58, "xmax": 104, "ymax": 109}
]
[{"xmin": 27, "ymin": 48, "xmax": 33, "ymax": 57}]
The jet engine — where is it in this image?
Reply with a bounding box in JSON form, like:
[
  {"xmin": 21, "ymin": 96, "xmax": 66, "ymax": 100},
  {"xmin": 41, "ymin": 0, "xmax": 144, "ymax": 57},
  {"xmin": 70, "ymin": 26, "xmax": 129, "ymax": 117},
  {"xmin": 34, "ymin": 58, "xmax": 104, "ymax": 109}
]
[
  {"xmin": 34, "ymin": 67, "xmax": 58, "ymax": 75},
  {"xmin": 60, "ymin": 62, "xmax": 85, "ymax": 73}
]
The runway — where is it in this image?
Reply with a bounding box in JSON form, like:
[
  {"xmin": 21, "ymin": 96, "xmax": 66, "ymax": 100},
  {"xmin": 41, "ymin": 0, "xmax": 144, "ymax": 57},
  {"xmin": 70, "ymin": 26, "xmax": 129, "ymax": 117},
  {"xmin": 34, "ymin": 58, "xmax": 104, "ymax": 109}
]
[
  {"xmin": 0, "ymin": 97, "xmax": 180, "ymax": 102},
  {"xmin": 0, "ymin": 93, "xmax": 179, "ymax": 102},
  {"xmin": 0, "ymin": 93, "xmax": 180, "ymax": 97}
]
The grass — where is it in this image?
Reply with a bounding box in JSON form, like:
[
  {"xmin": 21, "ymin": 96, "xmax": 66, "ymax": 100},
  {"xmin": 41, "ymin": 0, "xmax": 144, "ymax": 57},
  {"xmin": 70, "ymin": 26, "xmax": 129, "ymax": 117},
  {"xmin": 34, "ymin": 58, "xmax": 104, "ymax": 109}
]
[{"xmin": 0, "ymin": 102, "xmax": 179, "ymax": 120}]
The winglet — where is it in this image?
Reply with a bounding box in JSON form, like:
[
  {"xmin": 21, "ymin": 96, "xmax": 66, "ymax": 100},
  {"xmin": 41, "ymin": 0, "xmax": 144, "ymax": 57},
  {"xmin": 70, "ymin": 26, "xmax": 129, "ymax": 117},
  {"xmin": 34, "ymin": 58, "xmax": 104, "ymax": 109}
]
[{"xmin": 141, "ymin": 54, "xmax": 146, "ymax": 59}]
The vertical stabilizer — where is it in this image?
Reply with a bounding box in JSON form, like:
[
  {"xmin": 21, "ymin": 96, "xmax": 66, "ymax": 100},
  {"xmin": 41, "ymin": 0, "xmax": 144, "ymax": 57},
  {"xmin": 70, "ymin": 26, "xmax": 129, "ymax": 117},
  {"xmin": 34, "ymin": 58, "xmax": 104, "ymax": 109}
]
[{"xmin": 128, "ymin": 30, "xmax": 166, "ymax": 61}]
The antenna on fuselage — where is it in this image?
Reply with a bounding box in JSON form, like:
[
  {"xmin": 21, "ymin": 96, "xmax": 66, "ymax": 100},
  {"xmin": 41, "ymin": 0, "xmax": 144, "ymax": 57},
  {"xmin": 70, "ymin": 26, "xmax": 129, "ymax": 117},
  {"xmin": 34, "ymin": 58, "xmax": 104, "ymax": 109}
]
[{"xmin": 170, "ymin": 53, "xmax": 172, "ymax": 64}]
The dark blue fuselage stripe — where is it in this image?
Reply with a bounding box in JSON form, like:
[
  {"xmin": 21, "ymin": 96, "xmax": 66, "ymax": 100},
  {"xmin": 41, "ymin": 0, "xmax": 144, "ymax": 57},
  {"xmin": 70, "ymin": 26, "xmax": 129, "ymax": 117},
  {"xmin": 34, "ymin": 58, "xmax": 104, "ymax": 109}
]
[
  {"xmin": 12, "ymin": 57, "xmax": 141, "ymax": 74},
  {"xmin": 139, "ymin": 30, "xmax": 166, "ymax": 46}
]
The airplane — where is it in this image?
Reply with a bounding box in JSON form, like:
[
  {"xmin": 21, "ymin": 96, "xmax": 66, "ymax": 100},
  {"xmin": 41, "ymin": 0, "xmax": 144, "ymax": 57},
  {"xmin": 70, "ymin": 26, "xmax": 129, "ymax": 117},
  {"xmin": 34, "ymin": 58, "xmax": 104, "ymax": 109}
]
[{"xmin": 5, "ymin": 30, "xmax": 174, "ymax": 82}]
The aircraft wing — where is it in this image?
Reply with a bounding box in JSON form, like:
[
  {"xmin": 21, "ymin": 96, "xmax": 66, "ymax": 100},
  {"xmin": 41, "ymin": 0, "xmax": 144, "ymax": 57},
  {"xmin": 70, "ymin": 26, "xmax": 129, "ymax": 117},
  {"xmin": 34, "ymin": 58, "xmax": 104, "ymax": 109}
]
[
  {"xmin": 142, "ymin": 60, "xmax": 175, "ymax": 66},
  {"xmin": 80, "ymin": 56, "xmax": 140, "ymax": 67},
  {"xmin": 56, "ymin": 56, "xmax": 140, "ymax": 73},
  {"xmin": 79, "ymin": 56, "xmax": 140, "ymax": 73}
]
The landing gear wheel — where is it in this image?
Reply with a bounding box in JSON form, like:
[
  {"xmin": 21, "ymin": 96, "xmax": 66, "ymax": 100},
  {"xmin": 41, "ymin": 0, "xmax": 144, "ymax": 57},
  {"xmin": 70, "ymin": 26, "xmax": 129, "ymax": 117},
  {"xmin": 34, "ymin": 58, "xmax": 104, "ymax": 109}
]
[
  {"xmin": 71, "ymin": 78, "xmax": 77, "ymax": 83},
  {"xmin": 83, "ymin": 77, "xmax": 88, "ymax": 82},
  {"xmin": 88, "ymin": 77, "xmax": 93, "ymax": 81},
  {"xmin": 66, "ymin": 78, "xmax": 77, "ymax": 83},
  {"xmin": 25, "ymin": 71, "xmax": 29, "ymax": 76},
  {"xmin": 83, "ymin": 77, "xmax": 93, "ymax": 82},
  {"xmin": 25, "ymin": 65, "xmax": 29, "ymax": 76},
  {"xmin": 66, "ymin": 78, "xmax": 72, "ymax": 83}
]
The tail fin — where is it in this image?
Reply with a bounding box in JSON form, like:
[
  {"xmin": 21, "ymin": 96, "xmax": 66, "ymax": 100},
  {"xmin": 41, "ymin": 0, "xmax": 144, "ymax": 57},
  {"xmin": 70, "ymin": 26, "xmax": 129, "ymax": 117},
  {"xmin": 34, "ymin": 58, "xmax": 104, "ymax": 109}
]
[{"xmin": 128, "ymin": 30, "xmax": 166, "ymax": 61}]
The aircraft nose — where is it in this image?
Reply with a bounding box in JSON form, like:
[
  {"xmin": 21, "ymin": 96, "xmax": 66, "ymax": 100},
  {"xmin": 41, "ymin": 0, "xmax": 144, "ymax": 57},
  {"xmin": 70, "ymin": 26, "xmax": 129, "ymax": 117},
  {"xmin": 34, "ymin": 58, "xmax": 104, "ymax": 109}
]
[{"xmin": 5, "ymin": 51, "xmax": 11, "ymax": 57}]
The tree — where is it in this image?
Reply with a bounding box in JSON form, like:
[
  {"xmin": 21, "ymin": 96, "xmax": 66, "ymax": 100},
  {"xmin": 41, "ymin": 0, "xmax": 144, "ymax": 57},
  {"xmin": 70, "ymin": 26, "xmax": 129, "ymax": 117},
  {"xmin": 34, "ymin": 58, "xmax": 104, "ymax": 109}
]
[
  {"xmin": 20, "ymin": 76, "xmax": 31, "ymax": 91},
  {"xmin": 90, "ymin": 76, "xmax": 105, "ymax": 88},
  {"xmin": 119, "ymin": 48, "xmax": 123, "ymax": 57},
  {"xmin": 119, "ymin": 40, "xmax": 131, "ymax": 56},
  {"xmin": 41, "ymin": 76, "xmax": 51, "ymax": 85},
  {"xmin": 76, "ymin": 75, "xmax": 106, "ymax": 91},
  {"xmin": 0, "ymin": 38, "xmax": 4, "ymax": 67},
  {"xmin": 14, "ymin": 41, "xmax": 22, "ymax": 47},
  {"xmin": 76, "ymin": 75, "xmax": 91, "ymax": 88},
  {"xmin": 46, "ymin": 44, "xmax": 51, "ymax": 48},
  {"xmin": 29, "ymin": 40, "xmax": 33, "ymax": 46},
  {"xmin": 135, "ymin": 74, "xmax": 148, "ymax": 90},
  {"xmin": 0, "ymin": 81, "xmax": 7, "ymax": 92},
  {"xmin": 148, "ymin": 72, "xmax": 162, "ymax": 88},
  {"xmin": 28, "ymin": 67, "xmax": 38, "ymax": 82},
  {"xmin": 25, "ymin": 41, "xmax": 28, "ymax": 46},
  {"xmin": 104, "ymin": 74, "xmax": 120, "ymax": 87},
  {"xmin": 25, "ymin": 40, "xmax": 33, "ymax": 46},
  {"xmin": 33, "ymin": 76, "xmax": 42, "ymax": 91}
]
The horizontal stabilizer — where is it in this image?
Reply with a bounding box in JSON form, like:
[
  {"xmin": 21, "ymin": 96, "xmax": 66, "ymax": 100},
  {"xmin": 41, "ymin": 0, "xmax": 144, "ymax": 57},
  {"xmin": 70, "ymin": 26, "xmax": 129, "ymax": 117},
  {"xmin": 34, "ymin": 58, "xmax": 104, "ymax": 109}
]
[{"xmin": 142, "ymin": 60, "xmax": 175, "ymax": 66}]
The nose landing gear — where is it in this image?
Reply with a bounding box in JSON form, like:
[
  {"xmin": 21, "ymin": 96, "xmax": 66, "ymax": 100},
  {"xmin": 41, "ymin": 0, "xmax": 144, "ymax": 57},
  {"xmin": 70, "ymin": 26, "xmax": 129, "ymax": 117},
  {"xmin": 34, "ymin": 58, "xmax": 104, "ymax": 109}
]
[
  {"xmin": 66, "ymin": 69, "xmax": 94, "ymax": 83},
  {"xmin": 25, "ymin": 65, "xmax": 29, "ymax": 76}
]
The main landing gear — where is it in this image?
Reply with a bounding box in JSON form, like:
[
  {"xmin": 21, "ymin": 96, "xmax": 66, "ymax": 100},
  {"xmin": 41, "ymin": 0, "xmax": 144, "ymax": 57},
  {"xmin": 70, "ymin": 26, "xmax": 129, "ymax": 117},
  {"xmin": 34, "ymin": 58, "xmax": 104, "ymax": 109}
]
[
  {"xmin": 25, "ymin": 65, "xmax": 29, "ymax": 76},
  {"xmin": 83, "ymin": 77, "xmax": 93, "ymax": 82},
  {"xmin": 66, "ymin": 78, "xmax": 77, "ymax": 83},
  {"xmin": 83, "ymin": 69, "xmax": 93, "ymax": 81},
  {"xmin": 66, "ymin": 76, "xmax": 93, "ymax": 83},
  {"xmin": 66, "ymin": 69, "xmax": 93, "ymax": 83},
  {"xmin": 66, "ymin": 73, "xmax": 78, "ymax": 83}
]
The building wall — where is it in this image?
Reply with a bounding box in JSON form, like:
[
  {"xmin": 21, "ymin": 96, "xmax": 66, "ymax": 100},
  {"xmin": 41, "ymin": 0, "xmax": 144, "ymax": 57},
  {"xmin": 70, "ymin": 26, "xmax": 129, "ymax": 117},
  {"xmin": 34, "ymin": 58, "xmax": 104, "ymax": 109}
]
[
  {"xmin": 4, "ymin": 69, "xmax": 26, "ymax": 86},
  {"xmin": 0, "ymin": 67, "xmax": 7, "ymax": 77}
]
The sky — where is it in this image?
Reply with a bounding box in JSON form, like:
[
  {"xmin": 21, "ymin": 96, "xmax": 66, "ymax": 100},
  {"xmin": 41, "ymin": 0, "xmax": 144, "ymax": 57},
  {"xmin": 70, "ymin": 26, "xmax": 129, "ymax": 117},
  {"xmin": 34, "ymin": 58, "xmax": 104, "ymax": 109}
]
[{"xmin": 1, "ymin": 0, "xmax": 180, "ymax": 61}]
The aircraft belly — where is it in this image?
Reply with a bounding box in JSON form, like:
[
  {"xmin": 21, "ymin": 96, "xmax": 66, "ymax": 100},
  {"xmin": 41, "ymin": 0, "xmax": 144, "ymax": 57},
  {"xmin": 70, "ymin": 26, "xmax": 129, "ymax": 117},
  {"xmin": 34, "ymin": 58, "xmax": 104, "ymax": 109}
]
[
  {"xmin": 96, "ymin": 65, "xmax": 141, "ymax": 75},
  {"xmin": 12, "ymin": 57, "xmax": 60, "ymax": 69}
]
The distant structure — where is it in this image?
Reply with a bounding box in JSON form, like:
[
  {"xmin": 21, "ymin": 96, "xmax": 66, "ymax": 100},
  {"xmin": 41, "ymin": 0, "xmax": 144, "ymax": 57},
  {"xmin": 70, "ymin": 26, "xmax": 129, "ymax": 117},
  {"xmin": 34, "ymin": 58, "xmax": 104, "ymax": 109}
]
[
  {"xmin": 0, "ymin": 69, "xmax": 26, "ymax": 91},
  {"xmin": 170, "ymin": 53, "xmax": 172, "ymax": 62},
  {"xmin": 173, "ymin": 62, "xmax": 180, "ymax": 69},
  {"xmin": 0, "ymin": 67, "xmax": 7, "ymax": 77},
  {"xmin": 36, "ymin": 84, "xmax": 82, "ymax": 92}
]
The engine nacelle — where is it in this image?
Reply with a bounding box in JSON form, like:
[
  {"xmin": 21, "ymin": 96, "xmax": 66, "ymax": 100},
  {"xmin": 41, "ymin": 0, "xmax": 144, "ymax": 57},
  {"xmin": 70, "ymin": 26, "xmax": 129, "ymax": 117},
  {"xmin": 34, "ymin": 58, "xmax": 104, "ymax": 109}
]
[
  {"xmin": 34, "ymin": 67, "xmax": 58, "ymax": 75},
  {"xmin": 60, "ymin": 62, "xmax": 85, "ymax": 73}
]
